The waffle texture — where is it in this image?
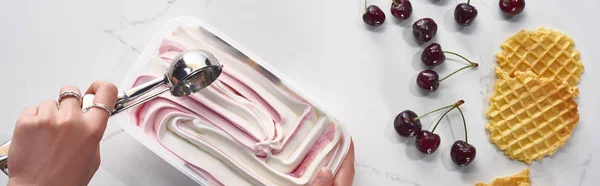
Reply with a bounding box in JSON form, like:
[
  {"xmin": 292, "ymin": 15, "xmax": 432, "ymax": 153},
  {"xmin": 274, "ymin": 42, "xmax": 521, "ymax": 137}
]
[
  {"xmin": 496, "ymin": 27, "xmax": 584, "ymax": 96},
  {"xmin": 486, "ymin": 69, "xmax": 579, "ymax": 164},
  {"xmin": 475, "ymin": 168, "xmax": 530, "ymax": 186}
]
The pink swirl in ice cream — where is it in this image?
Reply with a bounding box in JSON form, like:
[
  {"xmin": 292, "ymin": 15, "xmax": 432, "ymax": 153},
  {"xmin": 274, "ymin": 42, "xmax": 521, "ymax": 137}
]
[{"xmin": 128, "ymin": 26, "xmax": 347, "ymax": 185}]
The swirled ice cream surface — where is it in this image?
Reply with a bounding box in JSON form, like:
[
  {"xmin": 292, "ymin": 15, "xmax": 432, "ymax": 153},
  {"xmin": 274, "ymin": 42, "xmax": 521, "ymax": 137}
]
[{"xmin": 128, "ymin": 26, "xmax": 348, "ymax": 185}]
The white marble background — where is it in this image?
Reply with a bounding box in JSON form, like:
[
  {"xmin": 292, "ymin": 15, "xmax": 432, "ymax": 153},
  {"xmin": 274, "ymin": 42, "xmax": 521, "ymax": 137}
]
[{"xmin": 0, "ymin": 0, "xmax": 598, "ymax": 185}]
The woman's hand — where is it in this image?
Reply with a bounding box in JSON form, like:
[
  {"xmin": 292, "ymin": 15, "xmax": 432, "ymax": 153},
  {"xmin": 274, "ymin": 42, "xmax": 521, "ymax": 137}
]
[
  {"xmin": 7, "ymin": 81, "xmax": 117, "ymax": 186},
  {"xmin": 311, "ymin": 140, "xmax": 355, "ymax": 186}
]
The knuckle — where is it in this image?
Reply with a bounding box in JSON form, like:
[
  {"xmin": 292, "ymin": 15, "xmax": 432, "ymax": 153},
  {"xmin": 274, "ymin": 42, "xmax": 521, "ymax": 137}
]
[
  {"xmin": 93, "ymin": 80, "xmax": 109, "ymax": 85},
  {"xmin": 17, "ymin": 117, "xmax": 47, "ymax": 131},
  {"xmin": 36, "ymin": 115, "xmax": 53, "ymax": 125},
  {"xmin": 15, "ymin": 117, "xmax": 33, "ymax": 127},
  {"xmin": 96, "ymin": 81, "xmax": 117, "ymax": 91},
  {"xmin": 104, "ymin": 83, "xmax": 118, "ymax": 95},
  {"xmin": 21, "ymin": 106, "xmax": 37, "ymax": 115},
  {"xmin": 55, "ymin": 113, "xmax": 79, "ymax": 125}
]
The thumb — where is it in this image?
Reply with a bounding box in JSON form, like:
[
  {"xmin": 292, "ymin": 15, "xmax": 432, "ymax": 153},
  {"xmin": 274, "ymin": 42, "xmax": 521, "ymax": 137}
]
[{"xmin": 311, "ymin": 168, "xmax": 333, "ymax": 186}]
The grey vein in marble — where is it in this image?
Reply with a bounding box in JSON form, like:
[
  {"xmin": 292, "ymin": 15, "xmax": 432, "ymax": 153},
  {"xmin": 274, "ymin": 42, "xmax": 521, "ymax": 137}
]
[
  {"xmin": 355, "ymin": 163, "xmax": 381, "ymax": 175},
  {"xmin": 578, "ymin": 154, "xmax": 592, "ymax": 186},
  {"xmin": 120, "ymin": 0, "xmax": 179, "ymax": 28},
  {"xmin": 580, "ymin": 154, "xmax": 592, "ymax": 167},
  {"xmin": 102, "ymin": 26, "xmax": 140, "ymax": 53},
  {"xmin": 99, "ymin": 0, "xmax": 183, "ymax": 53},
  {"xmin": 122, "ymin": 16, "xmax": 162, "ymax": 27},
  {"xmin": 355, "ymin": 163, "xmax": 422, "ymax": 186},
  {"xmin": 578, "ymin": 169, "xmax": 587, "ymax": 186},
  {"xmin": 385, "ymin": 172, "xmax": 422, "ymax": 186}
]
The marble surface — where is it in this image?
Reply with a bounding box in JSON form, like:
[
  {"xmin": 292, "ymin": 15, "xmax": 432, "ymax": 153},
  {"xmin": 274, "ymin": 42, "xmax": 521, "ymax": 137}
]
[{"xmin": 0, "ymin": 0, "xmax": 598, "ymax": 185}]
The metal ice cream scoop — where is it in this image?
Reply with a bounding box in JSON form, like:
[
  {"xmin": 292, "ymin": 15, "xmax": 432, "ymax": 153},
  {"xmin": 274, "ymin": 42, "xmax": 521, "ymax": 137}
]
[
  {"xmin": 0, "ymin": 49, "xmax": 223, "ymax": 175},
  {"xmin": 112, "ymin": 49, "xmax": 222, "ymax": 115}
]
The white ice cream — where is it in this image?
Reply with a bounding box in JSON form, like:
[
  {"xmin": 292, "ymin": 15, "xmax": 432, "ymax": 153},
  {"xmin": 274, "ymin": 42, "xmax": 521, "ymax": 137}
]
[{"xmin": 127, "ymin": 26, "xmax": 348, "ymax": 185}]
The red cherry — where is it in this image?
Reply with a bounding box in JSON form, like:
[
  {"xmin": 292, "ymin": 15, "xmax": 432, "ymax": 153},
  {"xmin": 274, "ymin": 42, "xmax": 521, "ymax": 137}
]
[
  {"xmin": 450, "ymin": 140, "xmax": 476, "ymax": 166},
  {"xmin": 450, "ymin": 106, "xmax": 475, "ymax": 167},
  {"xmin": 416, "ymin": 62, "xmax": 478, "ymax": 92},
  {"xmin": 421, "ymin": 43, "xmax": 477, "ymax": 68},
  {"xmin": 394, "ymin": 110, "xmax": 422, "ymax": 137},
  {"xmin": 415, "ymin": 130, "xmax": 441, "ymax": 154},
  {"xmin": 363, "ymin": 5, "xmax": 386, "ymax": 27},
  {"xmin": 414, "ymin": 100, "xmax": 463, "ymax": 155},
  {"xmin": 412, "ymin": 18, "xmax": 438, "ymax": 43},
  {"xmin": 417, "ymin": 70, "xmax": 440, "ymax": 92},
  {"xmin": 390, "ymin": 0, "xmax": 412, "ymax": 20},
  {"xmin": 454, "ymin": 3, "xmax": 478, "ymax": 26},
  {"xmin": 499, "ymin": 0, "xmax": 525, "ymax": 16},
  {"xmin": 421, "ymin": 43, "xmax": 446, "ymax": 67}
]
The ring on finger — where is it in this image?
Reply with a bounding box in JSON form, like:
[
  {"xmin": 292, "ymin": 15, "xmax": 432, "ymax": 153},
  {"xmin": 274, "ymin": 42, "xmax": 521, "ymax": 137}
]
[
  {"xmin": 58, "ymin": 91, "xmax": 82, "ymax": 103},
  {"xmin": 82, "ymin": 103, "xmax": 112, "ymax": 115}
]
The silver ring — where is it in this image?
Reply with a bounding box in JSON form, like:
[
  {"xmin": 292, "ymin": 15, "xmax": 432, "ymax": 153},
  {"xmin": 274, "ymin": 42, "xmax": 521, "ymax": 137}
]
[
  {"xmin": 58, "ymin": 91, "xmax": 81, "ymax": 103},
  {"xmin": 82, "ymin": 103, "xmax": 112, "ymax": 115}
]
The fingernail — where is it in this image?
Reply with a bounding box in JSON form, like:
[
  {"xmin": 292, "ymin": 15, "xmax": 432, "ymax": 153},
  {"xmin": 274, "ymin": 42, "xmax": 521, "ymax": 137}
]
[{"xmin": 317, "ymin": 167, "xmax": 332, "ymax": 183}]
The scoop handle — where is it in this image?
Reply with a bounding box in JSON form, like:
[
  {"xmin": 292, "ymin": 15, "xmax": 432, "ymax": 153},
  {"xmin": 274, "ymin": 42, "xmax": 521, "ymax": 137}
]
[{"xmin": 114, "ymin": 76, "xmax": 166, "ymax": 115}]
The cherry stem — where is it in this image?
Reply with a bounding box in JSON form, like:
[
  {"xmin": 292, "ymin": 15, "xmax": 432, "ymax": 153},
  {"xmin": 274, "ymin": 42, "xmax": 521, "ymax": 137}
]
[
  {"xmin": 443, "ymin": 51, "xmax": 476, "ymax": 65},
  {"xmin": 364, "ymin": 0, "xmax": 368, "ymax": 11},
  {"xmin": 438, "ymin": 63, "xmax": 478, "ymax": 83},
  {"xmin": 431, "ymin": 107, "xmax": 455, "ymax": 133},
  {"xmin": 413, "ymin": 104, "xmax": 454, "ymax": 121},
  {"xmin": 392, "ymin": 0, "xmax": 398, "ymax": 6},
  {"xmin": 467, "ymin": 0, "xmax": 471, "ymax": 5},
  {"xmin": 456, "ymin": 106, "xmax": 468, "ymax": 143},
  {"xmin": 431, "ymin": 100, "xmax": 464, "ymax": 133}
]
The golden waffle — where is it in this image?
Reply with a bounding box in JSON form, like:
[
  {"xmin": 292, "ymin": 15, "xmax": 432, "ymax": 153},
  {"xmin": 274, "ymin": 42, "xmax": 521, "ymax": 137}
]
[
  {"xmin": 475, "ymin": 168, "xmax": 530, "ymax": 186},
  {"xmin": 496, "ymin": 27, "xmax": 584, "ymax": 96},
  {"xmin": 486, "ymin": 69, "xmax": 579, "ymax": 164}
]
